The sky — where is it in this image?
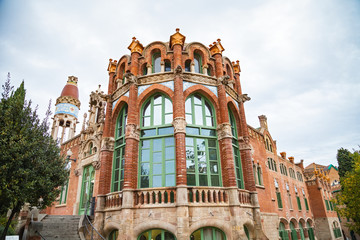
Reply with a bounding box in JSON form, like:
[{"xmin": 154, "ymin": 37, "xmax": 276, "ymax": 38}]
[{"xmin": 0, "ymin": 0, "xmax": 359, "ymax": 167}]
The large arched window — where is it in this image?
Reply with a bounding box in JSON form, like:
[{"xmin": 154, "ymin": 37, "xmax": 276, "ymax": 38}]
[
  {"xmin": 139, "ymin": 94, "xmax": 175, "ymax": 188},
  {"xmin": 194, "ymin": 52, "xmax": 202, "ymax": 73},
  {"xmin": 185, "ymin": 94, "xmax": 221, "ymax": 186},
  {"xmin": 108, "ymin": 230, "xmax": 119, "ymax": 240},
  {"xmin": 138, "ymin": 229, "xmax": 176, "ymax": 240},
  {"xmin": 229, "ymin": 109, "xmax": 244, "ymax": 188},
  {"xmin": 111, "ymin": 105, "xmax": 128, "ymax": 192},
  {"xmin": 279, "ymin": 222, "xmax": 289, "ymax": 240},
  {"xmin": 152, "ymin": 52, "xmax": 161, "ymax": 73},
  {"xmin": 190, "ymin": 227, "xmax": 226, "ymax": 240},
  {"xmin": 290, "ymin": 222, "xmax": 297, "ymax": 240}
]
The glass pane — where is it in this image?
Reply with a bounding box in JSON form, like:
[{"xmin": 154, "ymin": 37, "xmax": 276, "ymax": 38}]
[
  {"xmin": 154, "ymin": 95, "xmax": 161, "ymax": 104},
  {"xmin": 152, "ymin": 175, "xmax": 162, "ymax": 187},
  {"xmin": 210, "ymin": 162, "xmax": 218, "ymax": 173},
  {"xmin": 165, "ymin": 147, "xmax": 174, "ymax": 160},
  {"xmin": 194, "ymin": 95, "xmax": 201, "ymax": 104},
  {"xmin": 198, "ymin": 152, "xmax": 206, "ymax": 162},
  {"xmin": 186, "ymin": 160, "xmax": 195, "ymax": 172},
  {"xmin": 214, "ymin": 230, "xmax": 225, "ymax": 240},
  {"xmin": 199, "ymin": 175, "xmax": 208, "ymax": 186},
  {"xmin": 185, "ymin": 99, "xmax": 192, "ymax": 114},
  {"xmin": 203, "ymin": 228, "xmax": 212, "ymax": 239},
  {"xmin": 141, "ymin": 129, "xmax": 156, "ymax": 137},
  {"xmin": 143, "ymin": 117, "xmax": 150, "ymax": 127},
  {"xmin": 141, "ymin": 163, "xmax": 149, "ymax": 175},
  {"xmin": 153, "ymin": 152, "xmax": 162, "ymax": 162},
  {"xmin": 195, "ymin": 105, "xmax": 203, "ymax": 125},
  {"xmin": 142, "ymin": 140, "xmax": 150, "ymax": 148},
  {"xmin": 153, "ymin": 164, "xmax": 162, "ymax": 175},
  {"xmin": 141, "ymin": 176, "xmax": 149, "ymax": 188},
  {"xmin": 198, "ymin": 162, "xmax": 207, "ymax": 173},
  {"xmin": 165, "ymin": 114, "xmax": 173, "ymax": 124},
  {"xmin": 206, "ymin": 117, "xmax": 213, "ymax": 126},
  {"xmin": 165, "ymin": 137, "xmax": 174, "ymax": 146},
  {"xmin": 141, "ymin": 149, "xmax": 150, "ymax": 162},
  {"xmin": 191, "ymin": 230, "xmax": 201, "ymax": 239},
  {"xmin": 211, "ymin": 175, "xmax": 220, "ymax": 186},
  {"xmin": 165, "ymin": 98, "xmax": 172, "ymax": 113},
  {"xmin": 166, "ymin": 174, "xmax": 175, "ymax": 187},
  {"xmin": 187, "ymin": 174, "xmax": 196, "ymax": 186},
  {"xmin": 165, "ymin": 161, "xmax": 175, "ymax": 173},
  {"xmin": 209, "ymin": 148, "xmax": 217, "ymax": 160},
  {"xmin": 202, "ymin": 129, "xmax": 216, "ymax": 136},
  {"xmin": 197, "ymin": 139, "xmax": 206, "ymax": 151},
  {"xmin": 114, "ymin": 170, "xmax": 119, "ymax": 181},
  {"xmin": 194, "ymin": 55, "xmax": 200, "ymax": 73},
  {"xmin": 153, "ymin": 105, "xmax": 161, "ymax": 125},
  {"xmin": 186, "ymin": 114, "xmax": 192, "ymax": 124},
  {"xmin": 186, "ymin": 127, "xmax": 199, "ymax": 135},
  {"xmin": 159, "ymin": 127, "xmax": 174, "ymax": 135},
  {"xmin": 154, "ymin": 56, "xmax": 161, "ymax": 73},
  {"xmin": 186, "ymin": 147, "xmax": 195, "ymax": 159},
  {"xmin": 186, "ymin": 137, "xmax": 194, "ymax": 146},
  {"xmin": 153, "ymin": 138, "xmax": 162, "ymax": 151},
  {"xmin": 208, "ymin": 139, "xmax": 216, "ymax": 148},
  {"xmin": 143, "ymin": 102, "xmax": 151, "ymax": 116}
]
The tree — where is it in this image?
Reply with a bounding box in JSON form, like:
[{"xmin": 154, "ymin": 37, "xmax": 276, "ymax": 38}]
[
  {"xmin": 337, "ymin": 147, "xmax": 355, "ymax": 178},
  {"xmin": 0, "ymin": 75, "xmax": 68, "ymax": 239},
  {"xmin": 335, "ymin": 150, "xmax": 360, "ymax": 234}
]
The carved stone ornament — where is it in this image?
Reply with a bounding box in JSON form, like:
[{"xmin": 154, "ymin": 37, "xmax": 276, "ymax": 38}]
[
  {"xmin": 238, "ymin": 136, "xmax": 251, "ymax": 150},
  {"xmin": 218, "ymin": 75, "xmax": 234, "ymax": 86},
  {"xmin": 124, "ymin": 72, "xmax": 138, "ymax": 85},
  {"xmin": 101, "ymin": 137, "xmax": 115, "ymax": 151},
  {"xmin": 56, "ymin": 96, "xmax": 81, "ymax": 108},
  {"xmin": 92, "ymin": 160, "xmax": 101, "ymax": 170},
  {"xmin": 174, "ymin": 65, "xmax": 183, "ymax": 76},
  {"xmin": 238, "ymin": 94, "xmax": 251, "ymax": 103},
  {"xmin": 172, "ymin": 117, "xmax": 187, "ymax": 134},
  {"xmin": 216, "ymin": 123, "xmax": 232, "ymax": 140},
  {"xmin": 125, "ymin": 124, "xmax": 140, "ymax": 141},
  {"xmin": 74, "ymin": 169, "xmax": 81, "ymax": 177}
]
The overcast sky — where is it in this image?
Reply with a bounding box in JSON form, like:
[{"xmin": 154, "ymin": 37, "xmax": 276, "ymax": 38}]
[{"xmin": 1, "ymin": 0, "xmax": 359, "ymax": 167}]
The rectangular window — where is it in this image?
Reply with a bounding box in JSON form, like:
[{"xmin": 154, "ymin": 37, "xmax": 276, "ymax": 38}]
[
  {"xmin": 304, "ymin": 198, "xmax": 309, "ymax": 211},
  {"xmin": 329, "ymin": 200, "xmax": 334, "ymax": 211},
  {"xmin": 288, "ymin": 193, "xmax": 293, "ymax": 209},
  {"xmin": 297, "ymin": 196, "xmax": 302, "ymax": 210},
  {"xmin": 276, "ymin": 192, "xmax": 283, "ymax": 209},
  {"xmin": 59, "ymin": 181, "xmax": 68, "ymax": 204},
  {"xmin": 325, "ymin": 199, "xmax": 330, "ymax": 211}
]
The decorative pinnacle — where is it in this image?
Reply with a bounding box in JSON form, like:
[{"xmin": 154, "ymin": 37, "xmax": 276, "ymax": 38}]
[
  {"xmin": 170, "ymin": 28, "xmax": 186, "ymax": 49},
  {"xmin": 128, "ymin": 37, "xmax": 144, "ymax": 54},
  {"xmin": 176, "ymin": 28, "xmax": 180, "ymax": 32}
]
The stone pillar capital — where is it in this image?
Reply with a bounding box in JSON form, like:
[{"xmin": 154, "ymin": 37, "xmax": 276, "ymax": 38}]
[
  {"xmin": 217, "ymin": 123, "xmax": 232, "ymax": 140},
  {"xmin": 125, "ymin": 124, "xmax": 140, "ymax": 141},
  {"xmin": 172, "ymin": 117, "xmax": 187, "ymax": 134}
]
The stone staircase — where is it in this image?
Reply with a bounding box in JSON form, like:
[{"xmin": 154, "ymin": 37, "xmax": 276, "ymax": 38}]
[{"xmin": 39, "ymin": 215, "xmax": 81, "ymax": 240}]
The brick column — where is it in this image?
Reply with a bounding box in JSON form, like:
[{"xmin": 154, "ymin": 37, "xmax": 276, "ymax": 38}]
[{"xmin": 214, "ymin": 53, "xmax": 237, "ymax": 187}]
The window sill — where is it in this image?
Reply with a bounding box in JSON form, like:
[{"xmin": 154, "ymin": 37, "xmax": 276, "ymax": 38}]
[
  {"xmin": 290, "ymin": 209, "xmax": 294, "ymax": 212},
  {"xmin": 55, "ymin": 204, "xmax": 67, "ymax": 208},
  {"xmin": 256, "ymin": 185, "xmax": 265, "ymax": 189}
]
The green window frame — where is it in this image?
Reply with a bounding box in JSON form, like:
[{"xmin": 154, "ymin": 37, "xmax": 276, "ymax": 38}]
[
  {"xmin": 111, "ymin": 105, "xmax": 128, "ymax": 192},
  {"xmin": 244, "ymin": 225, "xmax": 250, "ymax": 240},
  {"xmin": 138, "ymin": 229, "xmax": 176, "ymax": 240},
  {"xmin": 276, "ymin": 191, "xmax": 283, "ymax": 209},
  {"xmin": 279, "ymin": 222, "xmax": 289, "ymax": 240},
  {"xmin": 79, "ymin": 165, "xmax": 95, "ymax": 215},
  {"xmin": 253, "ymin": 164, "xmax": 258, "ymax": 185},
  {"xmin": 257, "ymin": 166, "xmax": 262, "ymax": 186},
  {"xmin": 59, "ymin": 181, "xmax": 68, "ymax": 204},
  {"xmin": 190, "ymin": 227, "xmax": 226, "ymax": 240},
  {"xmin": 290, "ymin": 222, "xmax": 297, "ymax": 240},
  {"xmin": 299, "ymin": 223, "xmax": 305, "ymax": 240},
  {"xmin": 325, "ymin": 199, "xmax": 330, "ymax": 211},
  {"xmin": 304, "ymin": 197, "xmax": 309, "ymax": 211},
  {"xmin": 152, "ymin": 52, "xmax": 161, "ymax": 73},
  {"xmin": 139, "ymin": 94, "xmax": 175, "ymax": 188},
  {"xmin": 229, "ymin": 109, "xmax": 244, "ymax": 189},
  {"xmin": 108, "ymin": 230, "xmax": 119, "ymax": 240},
  {"xmin": 297, "ymin": 196, "xmax": 302, "ymax": 210},
  {"xmin": 194, "ymin": 53, "xmax": 203, "ymax": 73},
  {"xmin": 185, "ymin": 94, "xmax": 221, "ymax": 187}
]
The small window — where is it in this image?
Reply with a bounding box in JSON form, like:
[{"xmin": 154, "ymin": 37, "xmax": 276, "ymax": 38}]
[
  {"xmin": 164, "ymin": 60, "xmax": 171, "ymax": 72},
  {"xmin": 194, "ymin": 53, "xmax": 202, "ymax": 73},
  {"xmin": 207, "ymin": 65, "xmax": 213, "ymax": 76},
  {"xmin": 142, "ymin": 64, "xmax": 148, "ymax": 76},
  {"xmin": 185, "ymin": 60, "xmax": 191, "ymax": 72},
  {"xmin": 152, "ymin": 52, "xmax": 161, "ymax": 73}
]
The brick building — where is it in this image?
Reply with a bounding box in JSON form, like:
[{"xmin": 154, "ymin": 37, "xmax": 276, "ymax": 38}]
[{"xmin": 45, "ymin": 29, "xmax": 340, "ymax": 240}]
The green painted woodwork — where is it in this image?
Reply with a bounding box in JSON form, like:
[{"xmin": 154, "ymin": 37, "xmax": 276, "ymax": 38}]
[
  {"xmin": 79, "ymin": 165, "xmax": 95, "ymax": 215},
  {"xmin": 290, "ymin": 222, "xmax": 297, "ymax": 240},
  {"xmin": 229, "ymin": 109, "xmax": 244, "ymax": 189},
  {"xmin": 185, "ymin": 94, "xmax": 221, "ymax": 187},
  {"xmin": 279, "ymin": 222, "xmax": 289, "ymax": 240},
  {"xmin": 306, "ymin": 222, "xmax": 315, "ymax": 240},
  {"xmin": 138, "ymin": 229, "xmax": 176, "ymax": 240},
  {"xmin": 59, "ymin": 181, "xmax": 68, "ymax": 204},
  {"xmin": 304, "ymin": 198, "xmax": 309, "ymax": 211},
  {"xmin": 190, "ymin": 227, "xmax": 226, "ymax": 240},
  {"xmin": 325, "ymin": 199, "xmax": 330, "ymax": 211},
  {"xmin": 277, "ymin": 191, "xmax": 283, "ymax": 208},
  {"xmin": 299, "ymin": 223, "xmax": 305, "ymax": 240},
  {"xmin": 108, "ymin": 230, "xmax": 119, "ymax": 240},
  {"xmin": 139, "ymin": 94, "xmax": 175, "ymax": 188},
  {"xmin": 111, "ymin": 105, "xmax": 127, "ymax": 192},
  {"xmin": 244, "ymin": 226, "xmax": 250, "ymax": 240},
  {"xmin": 297, "ymin": 196, "xmax": 302, "ymax": 210}
]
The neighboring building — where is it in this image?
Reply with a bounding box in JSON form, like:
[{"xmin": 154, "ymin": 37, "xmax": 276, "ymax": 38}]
[
  {"xmin": 304, "ymin": 164, "xmax": 343, "ymax": 239},
  {"xmin": 45, "ymin": 29, "xmax": 342, "ymax": 240}
]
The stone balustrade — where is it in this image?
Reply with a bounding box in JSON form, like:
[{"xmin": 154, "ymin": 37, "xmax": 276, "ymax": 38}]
[
  {"xmin": 134, "ymin": 187, "xmax": 176, "ymax": 207},
  {"xmin": 188, "ymin": 187, "xmax": 229, "ymax": 204},
  {"xmin": 238, "ymin": 189, "xmax": 252, "ymax": 205},
  {"xmin": 105, "ymin": 191, "xmax": 123, "ymax": 209}
]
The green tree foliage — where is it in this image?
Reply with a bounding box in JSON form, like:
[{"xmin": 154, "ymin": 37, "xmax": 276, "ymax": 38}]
[
  {"xmin": 337, "ymin": 147, "xmax": 355, "ymax": 178},
  {"xmin": 0, "ymin": 75, "xmax": 68, "ymax": 238},
  {"xmin": 335, "ymin": 149, "xmax": 360, "ymax": 234}
]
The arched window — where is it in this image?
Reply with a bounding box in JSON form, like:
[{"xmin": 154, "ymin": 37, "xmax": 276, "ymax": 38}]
[
  {"xmin": 290, "ymin": 222, "xmax": 297, "ymax": 240},
  {"xmin": 307, "ymin": 222, "xmax": 315, "ymax": 240},
  {"xmin": 152, "ymin": 52, "xmax": 161, "ymax": 73},
  {"xmin": 244, "ymin": 225, "xmax": 250, "ymax": 240},
  {"xmin": 142, "ymin": 63, "xmax": 148, "ymax": 76},
  {"xmin": 194, "ymin": 52, "xmax": 202, "ymax": 73},
  {"xmin": 190, "ymin": 227, "xmax": 226, "ymax": 240},
  {"xmin": 89, "ymin": 142, "xmax": 93, "ymax": 155},
  {"xmin": 253, "ymin": 163, "xmax": 257, "ymax": 185},
  {"xmin": 139, "ymin": 94, "xmax": 175, "ymax": 188},
  {"xmin": 185, "ymin": 60, "xmax": 191, "ymax": 72},
  {"xmin": 297, "ymin": 171, "xmax": 303, "ymax": 182},
  {"xmin": 289, "ymin": 168, "xmax": 296, "ymax": 179},
  {"xmin": 268, "ymin": 158, "xmax": 277, "ymax": 172},
  {"xmin": 299, "ymin": 222, "xmax": 305, "ymax": 240},
  {"xmin": 229, "ymin": 109, "xmax": 244, "ymax": 188},
  {"xmin": 108, "ymin": 230, "xmax": 119, "ymax": 240},
  {"xmin": 138, "ymin": 229, "xmax": 176, "ymax": 240},
  {"xmin": 280, "ymin": 163, "xmax": 288, "ymax": 176},
  {"xmin": 257, "ymin": 165, "xmax": 262, "ymax": 186},
  {"xmin": 111, "ymin": 105, "xmax": 128, "ymax": 192},
  {"xmin": 207, "ymin": 65, "xmax": 213, "ymax": 76},
  {"xmin": 185, "ymin": 94, "xmax": 220, "ymax": 186},
  {"xmin": 118, "ymin": 63, "xmax": 125, "ymax": 85},
  {"xmin": 164, "ymin": 59, "xmax": 171, "ymax": 72},
  {"xmin": 279, "ymin": 222, "xmax": 289, "ymax": 240}
]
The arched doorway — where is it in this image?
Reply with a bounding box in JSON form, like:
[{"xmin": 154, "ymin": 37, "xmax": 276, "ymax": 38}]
[
  {"xmin": 289, "ymin": 222, "xmax": 297, "ymax": 240},
  {"xmin": 138, "ymin": 229, "xmax": 176, "ymax": 240},
  {"xmin": 190, "ymin": 227, "xmax": 226, "ymax": 240},
  {"xmin": 306, "ymin": 222, "xmax": 315, "ymax": 240},
  {"xmin": 279, "ymin": 222, "xmax": 289, "ymax": 240}
]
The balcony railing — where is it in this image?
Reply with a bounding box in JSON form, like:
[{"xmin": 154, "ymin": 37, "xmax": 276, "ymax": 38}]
[
  {"xmin": 238, "ymin": 189, "xmax": 252, "ymax": 205},
  {"xmin": 188, "ymin": 187, "xmax": 229, "ymax": 204},
  {"xmin": 134, "ymin": 187, "xmax": 176, "ymax": 207},
  {"xmin": 105, "ymin": 191, "xmax": 123, "ymax": 209}
]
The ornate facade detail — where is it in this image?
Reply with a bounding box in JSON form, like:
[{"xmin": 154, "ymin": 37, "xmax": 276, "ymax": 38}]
[
  {"xmin": 238, "ymin": 94, "xmax": 251, "ymax": 103},
  {"xmin": 127, "ymin": 37, "xmax": 144, "ymax": 54},
  {"xmin": 216, "ymin": 123, "xmax": 232, "ymax": 140},
  {"xmin": 125, "ymin": 124, "xmax": 140, "ymax": 141},
  {"xmin": 101, "ymin": 137, "xmax": 115, "ymax": 152},
  {"xmin": 74, "ymin": 169, "xmax": 81, "ymax": 177},
  {"xmin": 238, "ymin": 136, "xmax": 251, "ymax": 150},
  {"xmin": 92, "ymin": 160, "xmax": 101, "ymax": 170},
  {"xmin": 182, "ymin": 72, "xmax": 217, "ymax": 86},
  {"xmin": 56, "ymin": 96, "xmax": 81, "ymax": 108},
  {"xmin": 174, "ymin": 65, "xmax": 183, "ymax": 77},
  {"xmin": 209, "ymin": 39, "xmax": 225, "ymax": 56},
  {"xmin": 111, "ymin": 83, "xmax": 131, "ymax": 102},
  {"xmin": 107, "ymin": 59, "xmax": 117, "ymax": 73},
  {"xmin": 137, "ymin": 72, "xmax": 174, "ymax": 85},
  {"xmin": 172, "ymin": 117, "xmax": 187, "ymax": 134},
  {"xmin": 232, "ymin": 60, "xmax": 241, "ymax": 74},
  {"xmin": 169, "ymin": 28, "xmax": 186, "ymax": 49},
  {"xmin": 218, "ymin": 75, "xmax": 231, "ymax": 86},
  {"xmin": 124, "ymin": 72, "xmax": 138, "ymax": 85}
]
